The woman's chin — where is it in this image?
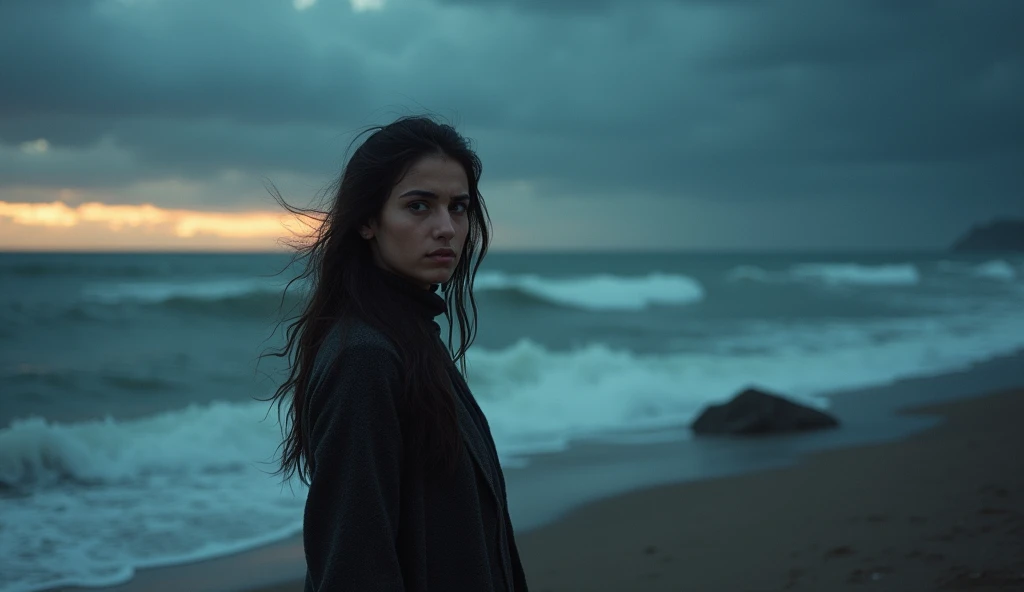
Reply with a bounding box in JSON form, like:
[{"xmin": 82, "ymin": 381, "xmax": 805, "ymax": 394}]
[
  {"xmin": 414, "ymin": 267, "xmax": 453, "ymax": 286},
  {"xmin": 427, "ymin": 270, "xmax": 454, "ymax": 285}
]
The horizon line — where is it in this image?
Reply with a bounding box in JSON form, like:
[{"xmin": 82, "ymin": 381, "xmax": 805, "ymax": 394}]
[{"xmin": 0, "ymin": 245, "xmax": 957, "ymax": 255}]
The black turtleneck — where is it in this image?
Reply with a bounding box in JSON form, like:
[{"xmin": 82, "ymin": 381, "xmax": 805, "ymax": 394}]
[{"xmin": 371, "ymin": 266, "xmax": 447, "ymax": 334}]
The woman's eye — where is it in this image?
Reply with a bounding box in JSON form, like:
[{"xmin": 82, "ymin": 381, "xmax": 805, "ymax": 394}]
[{"xmin": 409, "ymin": 201, "xmax": 468, "ymax": 213}]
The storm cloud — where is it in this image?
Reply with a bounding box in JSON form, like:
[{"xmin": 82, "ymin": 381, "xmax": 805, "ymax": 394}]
[{"xmin": 1, "ymin": 0, "xmax": 1021, "ymax": 247}]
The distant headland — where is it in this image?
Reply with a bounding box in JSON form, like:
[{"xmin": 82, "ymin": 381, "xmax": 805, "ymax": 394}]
[{"xmin": 950, "ymin": 218, "xmax": 1024, "ymax": 252}]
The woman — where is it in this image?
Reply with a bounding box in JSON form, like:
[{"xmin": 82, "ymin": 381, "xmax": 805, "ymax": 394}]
[{"xmin": 265, "ymin": 115, "xmax": 529, "ymax": 591}]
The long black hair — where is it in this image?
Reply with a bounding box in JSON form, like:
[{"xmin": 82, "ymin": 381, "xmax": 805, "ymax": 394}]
[{"xmin": 261, "ymin": 115, "xmax": 491, "ymax": 484}]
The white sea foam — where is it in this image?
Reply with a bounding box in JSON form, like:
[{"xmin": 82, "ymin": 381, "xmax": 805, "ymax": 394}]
[
  {"xmin": 474, "ymin": 271, "xmax": 705, "ymax": 311},
  {"xmin": 935, "ymin": 259, "xmax": 1020, "ymax": 280},
  {"xmin": 468, "ymin": 305, "xmax": 1024, "ymax": 457},
  {"xmin": 790, "ymin": 263, "xmax": 921, "ymax": 286},
  {"xmin": 0, "ymin": 403, "xmax": 306, "ymax": 592},
  {"xmin": 961, "ymin": 260, "xmax": 1017, "ymax": 281},
  {"xmin": 0, "ymin": 401, "xmax": 283, "ymax": 488},
  {"xmin": 728, "ymin": 263, "xmax": 921, "ymax": 286}
]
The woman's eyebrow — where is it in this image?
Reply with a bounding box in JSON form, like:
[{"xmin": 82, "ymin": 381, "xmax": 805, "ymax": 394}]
[{"xmin": 399, "ymin": 189, "xmax": 471, "ymax": 201}]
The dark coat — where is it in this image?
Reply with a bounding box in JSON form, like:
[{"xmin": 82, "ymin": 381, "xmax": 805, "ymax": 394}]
[{"xmin": 301, "ymin": 312, "xmax": 529, "ymax": 592}]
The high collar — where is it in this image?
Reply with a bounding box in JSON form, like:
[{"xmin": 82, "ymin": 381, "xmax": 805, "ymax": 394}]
[{"xmin": 372, "ymin": 265, "xmax": 447, "ymax": 323}]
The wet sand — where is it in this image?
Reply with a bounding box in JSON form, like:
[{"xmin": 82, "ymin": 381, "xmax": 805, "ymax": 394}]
[{"xmin": 513, "ymin": 387, "xmax": 1024, "ymax": 591}]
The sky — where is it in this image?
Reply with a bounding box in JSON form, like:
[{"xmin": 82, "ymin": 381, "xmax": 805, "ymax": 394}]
[{"xmin": 0, "ymin": 0, "xmax": 1021, "ymax": 251}]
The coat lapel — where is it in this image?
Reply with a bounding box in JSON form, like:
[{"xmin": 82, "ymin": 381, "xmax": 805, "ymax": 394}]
[{"xmin": 446, "ymin": 367, "xmax": 501, "ymax": 508}]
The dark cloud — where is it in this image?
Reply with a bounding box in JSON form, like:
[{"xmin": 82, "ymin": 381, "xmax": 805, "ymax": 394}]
[
  {"xmin": 0, "ymin": 0, "xmax": 1021, "ymax": 245},
  {"xmin": 0, "ymin": 0, "xmax": 375, "ymax": 140},
  {"xmin": 0, "ymin": 117, "xmax": 352, "ymax": 190}
]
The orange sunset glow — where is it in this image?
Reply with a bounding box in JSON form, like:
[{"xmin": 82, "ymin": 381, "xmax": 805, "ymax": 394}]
[{"xmin": 0, "ymin": 200, "xmax": 319, "ymax": 251}]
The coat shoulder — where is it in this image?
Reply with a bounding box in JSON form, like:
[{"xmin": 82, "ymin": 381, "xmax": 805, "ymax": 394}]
[{"xmin": 314, "ymin": 317, "xmax": 399, "ymax": 375}]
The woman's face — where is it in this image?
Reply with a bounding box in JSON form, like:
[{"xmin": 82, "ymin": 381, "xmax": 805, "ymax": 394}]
[{"xmin": 362, "ymin": 153, "xmax": 472, "ymax": 289}]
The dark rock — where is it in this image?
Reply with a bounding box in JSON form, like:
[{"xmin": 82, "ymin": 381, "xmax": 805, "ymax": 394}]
[
  {"xmin": 950, "ymin": 218, "xmax": 1024, "ymax": 252},
  {"xmin": 690, "ymin": 387, "xmax": 839, "ymax": 436}
]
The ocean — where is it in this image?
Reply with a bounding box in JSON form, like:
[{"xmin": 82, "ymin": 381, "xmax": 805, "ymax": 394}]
[{"xmin": 1, "ymin": 249, "xmax": 1023, "ymax": 592}]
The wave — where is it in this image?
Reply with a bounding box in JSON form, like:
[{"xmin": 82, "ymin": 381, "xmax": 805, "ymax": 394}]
[
  {"xmin": 7, "ymin": 301, "xmax": 1023, "ymax": 491},
  {"xmin": 728, "ymin": 263, "xmax": 921, "ymax": 287},
  {"xmin": 474, "ymin": 271, "xmax": 705, "ymax": 311},
  {"xmin": 971, "ymin": 260, "xmax": 1017, "ymax": 280},
  {"xmin": 0, "ymin": 403, "xmax": 304, "ymax": 592},
  {"xmin": 936, "ymin": 259, "xmax": 1018, "ymax": 281},
  {"xmin": 468, "ymin": 305, "xmax": 1024, "ymax": 457},
  {"xmin": 81, "ymin": 278, "xmax": 294, "ymax": 305},
  {"xmin": 791, "ymin": 263, "xmax": 921, "ymax": 286},
  {"xmin": 73, "ymin": 272, "xmax": 705, "ymax": 319},
  {"xmin": 74, "ymin": 278, "xmax": 305, "ymax": 320},
  {"xmin": 0, "ymin": 401, "xmax": 282, "ymax": 490}
]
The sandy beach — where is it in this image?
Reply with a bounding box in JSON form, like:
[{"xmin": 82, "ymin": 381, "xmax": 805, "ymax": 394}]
[
  {"xmin": 59, "ymin": 382, "xmax": 1023, "ymax": 592},
  {"xmin": 513, "ymin": 387, "xmax": 1024, "ymax": 591}
]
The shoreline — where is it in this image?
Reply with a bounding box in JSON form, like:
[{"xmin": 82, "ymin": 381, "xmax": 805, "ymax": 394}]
[
  {"xmin": 512, "ymin": 386, "xmax": 1024, "ymax": 591},
  {"xmin": 241, "ymin": 386, "xmax": 1024, "ymax": 592},
  {"xmin": 47, "ymin": 348, "xmax": 1024, "ymax": 592}
]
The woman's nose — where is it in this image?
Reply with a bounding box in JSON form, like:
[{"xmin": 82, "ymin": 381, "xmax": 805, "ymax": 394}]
[{"xmin": 435, "ymin": 211, "xmax": 456, "ymax": 238}]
